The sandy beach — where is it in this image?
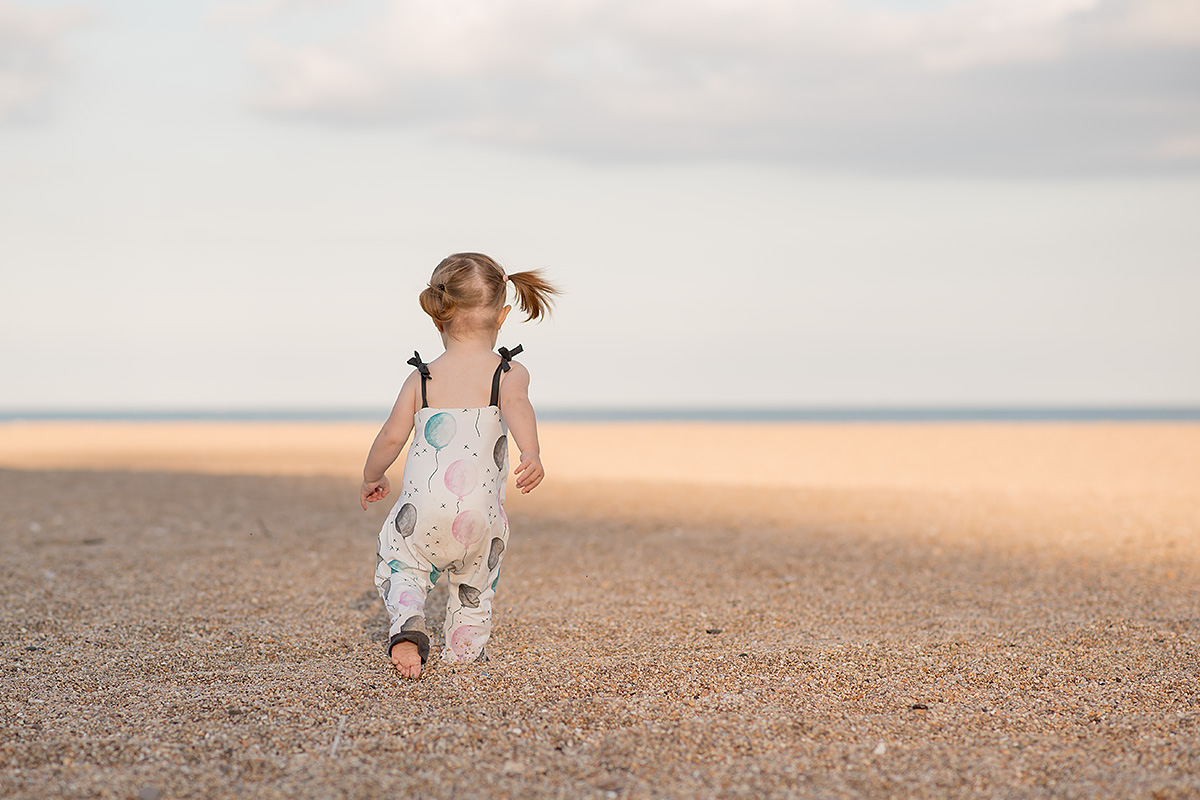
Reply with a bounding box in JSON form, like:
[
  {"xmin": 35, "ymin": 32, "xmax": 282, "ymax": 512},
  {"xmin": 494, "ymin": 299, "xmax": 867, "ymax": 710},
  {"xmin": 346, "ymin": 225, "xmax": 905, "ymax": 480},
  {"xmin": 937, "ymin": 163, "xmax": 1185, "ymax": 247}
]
[{"xmin": 2, "ymin": 421, "xmax": 1198, "ymax": 798}]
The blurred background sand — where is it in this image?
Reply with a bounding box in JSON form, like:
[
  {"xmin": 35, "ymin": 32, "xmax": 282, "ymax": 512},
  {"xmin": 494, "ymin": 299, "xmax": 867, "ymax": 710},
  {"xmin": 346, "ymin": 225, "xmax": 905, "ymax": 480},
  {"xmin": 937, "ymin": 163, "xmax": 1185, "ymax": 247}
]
[
  {"xmin": 4, "ymin": 420, "xmax": 1197, "ymax": 493},
  {"xmin": 3, "ymin": 419, "xmax": 1196, "ymax": 560}
]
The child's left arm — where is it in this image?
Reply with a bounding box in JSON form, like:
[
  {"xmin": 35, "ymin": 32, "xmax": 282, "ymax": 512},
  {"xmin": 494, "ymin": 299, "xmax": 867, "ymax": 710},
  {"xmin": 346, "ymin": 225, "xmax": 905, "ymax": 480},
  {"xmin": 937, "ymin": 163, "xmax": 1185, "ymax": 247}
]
[{"xmin": 499, "ymin": 362, "xmax": 544, "ymax": 493}]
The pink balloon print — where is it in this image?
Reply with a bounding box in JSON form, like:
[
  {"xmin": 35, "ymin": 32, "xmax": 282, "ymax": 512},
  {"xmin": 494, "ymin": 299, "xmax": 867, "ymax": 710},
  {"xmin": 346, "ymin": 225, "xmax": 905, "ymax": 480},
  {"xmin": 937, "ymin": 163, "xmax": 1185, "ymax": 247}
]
[
  {"xmin": 450, "ymin": 624, "xmax": 478, "ymax": 659},
  {"xmin": 443, "ymin": 459, "xmax": 478, "ymax": 500},
  {"xmin": 451, "ymin": 510, "xmax": 485, "ymax": 547},
  {"xmin": 393, "ymin": 588, "xmax": 424, "ymax": 610}
]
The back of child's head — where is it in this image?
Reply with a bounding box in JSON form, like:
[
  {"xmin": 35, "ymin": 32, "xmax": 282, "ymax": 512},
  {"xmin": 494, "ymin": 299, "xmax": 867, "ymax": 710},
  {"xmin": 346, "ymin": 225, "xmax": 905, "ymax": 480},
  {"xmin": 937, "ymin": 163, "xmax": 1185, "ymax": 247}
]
[{"xmin": 420, "ymin": 253, "xmax": 558, "ymax": 332}]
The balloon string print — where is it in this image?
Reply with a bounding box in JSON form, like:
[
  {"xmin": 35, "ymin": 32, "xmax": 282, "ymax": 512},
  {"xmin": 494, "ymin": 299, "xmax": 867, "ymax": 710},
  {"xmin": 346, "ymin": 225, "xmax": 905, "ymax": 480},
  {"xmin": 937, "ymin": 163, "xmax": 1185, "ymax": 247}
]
[
  {"xmin": 474, "ymin": 408, "xmax": 480, "ymax": 437},
  {"xmin": 424, "ymin": 412, "xmax": 456, "ymax": 491}
]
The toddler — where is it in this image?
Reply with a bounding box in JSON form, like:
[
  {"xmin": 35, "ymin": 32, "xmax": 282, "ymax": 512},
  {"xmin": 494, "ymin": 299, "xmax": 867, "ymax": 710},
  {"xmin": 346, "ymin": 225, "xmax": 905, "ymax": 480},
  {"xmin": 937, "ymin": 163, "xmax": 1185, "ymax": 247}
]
[{"xmin": 360, "ymin": 253, "xmax": 558, "ymax": 679}]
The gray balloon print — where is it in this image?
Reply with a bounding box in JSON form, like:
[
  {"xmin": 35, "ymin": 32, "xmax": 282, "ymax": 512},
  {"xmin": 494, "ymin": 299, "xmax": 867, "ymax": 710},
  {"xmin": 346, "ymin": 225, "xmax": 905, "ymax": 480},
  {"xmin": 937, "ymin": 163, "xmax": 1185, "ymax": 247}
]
[
  {"xmin": 379, "ymin": 578, "xmax": 392, "ymax": 605},
  {"xmin": 401, "ymin": 614, "xmax": 427, "ymax": 633},
  {"xmin": 458, "ymin": 584, "xmax": 481, "ymax": 609},
  {"xmin": 394, "ymin": 503, "xmax": 417, "ymax": 538},
  {"xmin": 487, "ymin": 537, "xmax": 505, "ymax": 571},
  {"xmin": 493, "ymin": 435, "xmax": 508, "ymax": 470}
]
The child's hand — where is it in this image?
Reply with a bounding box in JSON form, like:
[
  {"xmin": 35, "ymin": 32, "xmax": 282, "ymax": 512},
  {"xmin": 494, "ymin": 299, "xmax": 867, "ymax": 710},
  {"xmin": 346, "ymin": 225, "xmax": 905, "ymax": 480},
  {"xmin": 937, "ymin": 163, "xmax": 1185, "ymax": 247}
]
[
  {"xmin": 513, "ymin": 451, "xmax": 544, "ymax": 494},
  {"xmin": 361, "ymin": 476, "xmax": 390, "ymax": 510}
]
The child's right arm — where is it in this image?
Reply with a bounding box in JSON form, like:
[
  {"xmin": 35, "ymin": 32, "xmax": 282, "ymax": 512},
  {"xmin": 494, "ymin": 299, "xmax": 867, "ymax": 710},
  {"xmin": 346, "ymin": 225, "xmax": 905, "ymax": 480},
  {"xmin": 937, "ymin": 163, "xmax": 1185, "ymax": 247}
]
[{"xmin": 360, "ymin": 371, "xmax": 420, "ymax": 510}]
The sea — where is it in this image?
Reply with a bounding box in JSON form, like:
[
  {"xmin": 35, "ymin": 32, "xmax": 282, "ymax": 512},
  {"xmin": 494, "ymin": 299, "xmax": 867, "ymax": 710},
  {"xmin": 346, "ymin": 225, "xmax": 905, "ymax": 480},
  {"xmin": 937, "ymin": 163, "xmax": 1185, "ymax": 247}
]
[{"xmin": 2, "ymin": 407, "xmax": 1199, "ymax": 423}]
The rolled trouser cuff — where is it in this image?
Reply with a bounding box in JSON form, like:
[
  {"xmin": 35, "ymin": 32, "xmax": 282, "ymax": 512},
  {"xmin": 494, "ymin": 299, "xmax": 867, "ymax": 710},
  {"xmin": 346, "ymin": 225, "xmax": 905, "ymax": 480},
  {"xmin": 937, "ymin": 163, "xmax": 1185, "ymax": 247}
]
[{"xmin": 388, "ymin": 631, "xmax": 430, "ymax": 664}]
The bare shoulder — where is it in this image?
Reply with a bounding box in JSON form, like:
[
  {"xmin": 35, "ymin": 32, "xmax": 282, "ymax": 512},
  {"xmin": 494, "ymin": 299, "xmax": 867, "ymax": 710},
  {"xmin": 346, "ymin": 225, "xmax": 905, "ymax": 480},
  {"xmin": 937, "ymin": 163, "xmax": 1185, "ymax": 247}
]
[
  {"xmin": 500, "ymin": 360, "xmax": 531, "ymax": 397},
  {"xmin": 506, "ymin": 360, "xmax": 530, "ymax": 381},
  {"xmin": 390, "ymin": 369, "xmax": 423, "ymax": 415},
  {"xmin": 398, "ymin": 367, "xmax": 424, "ymax": 395}
]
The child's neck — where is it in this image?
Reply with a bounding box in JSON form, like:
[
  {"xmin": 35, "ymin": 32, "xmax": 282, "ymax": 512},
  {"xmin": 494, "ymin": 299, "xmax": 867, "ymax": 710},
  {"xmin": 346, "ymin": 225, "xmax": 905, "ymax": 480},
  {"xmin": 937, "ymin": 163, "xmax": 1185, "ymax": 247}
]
[{"xmin": 439, "ymin": 327, "xmax": 499, "ymax": 353}]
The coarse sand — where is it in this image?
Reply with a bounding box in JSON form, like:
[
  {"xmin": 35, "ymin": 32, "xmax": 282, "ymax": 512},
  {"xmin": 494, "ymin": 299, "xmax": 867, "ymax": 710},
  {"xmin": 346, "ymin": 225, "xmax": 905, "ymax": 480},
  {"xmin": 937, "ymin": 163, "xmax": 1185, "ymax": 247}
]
[{"xmin": 1, "ymin": 422, "xmax": 1198, "ymax": 798}]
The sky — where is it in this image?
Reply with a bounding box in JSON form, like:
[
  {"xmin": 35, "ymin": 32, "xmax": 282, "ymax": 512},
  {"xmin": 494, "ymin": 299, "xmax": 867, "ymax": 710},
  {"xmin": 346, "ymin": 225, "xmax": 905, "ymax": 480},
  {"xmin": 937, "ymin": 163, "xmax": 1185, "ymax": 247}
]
[{"xmin": 1, "ymin": 0, "xmax": 1198, "ymax": 411}]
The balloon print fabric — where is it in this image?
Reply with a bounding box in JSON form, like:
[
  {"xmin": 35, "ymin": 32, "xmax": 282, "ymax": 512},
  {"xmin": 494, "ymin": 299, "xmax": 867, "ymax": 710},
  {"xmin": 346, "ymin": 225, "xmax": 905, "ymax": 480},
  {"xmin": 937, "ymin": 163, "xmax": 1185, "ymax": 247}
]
[{"xmin": 375, "ymin": 405, "xmax": 511, "ymax": 665}]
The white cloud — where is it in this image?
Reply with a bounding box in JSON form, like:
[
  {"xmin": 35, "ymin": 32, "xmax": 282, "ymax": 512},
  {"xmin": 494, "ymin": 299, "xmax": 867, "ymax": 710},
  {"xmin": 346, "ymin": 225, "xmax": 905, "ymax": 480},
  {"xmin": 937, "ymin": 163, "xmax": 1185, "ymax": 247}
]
[
  {"xmin": 238, "ymin": 0, "xmax": 1200, "ymax": 172},
  {"xmin": 0, "ymin": 1, "xmax": 91, "ymax": 122}
]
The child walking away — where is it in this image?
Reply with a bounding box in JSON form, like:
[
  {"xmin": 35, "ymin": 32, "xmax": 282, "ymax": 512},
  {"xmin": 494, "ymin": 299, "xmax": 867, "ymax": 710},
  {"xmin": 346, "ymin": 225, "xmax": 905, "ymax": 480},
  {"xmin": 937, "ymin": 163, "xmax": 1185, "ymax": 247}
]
[{"xmin": 360, "ymin": 253, "xmax": 558, "ymax": 679}]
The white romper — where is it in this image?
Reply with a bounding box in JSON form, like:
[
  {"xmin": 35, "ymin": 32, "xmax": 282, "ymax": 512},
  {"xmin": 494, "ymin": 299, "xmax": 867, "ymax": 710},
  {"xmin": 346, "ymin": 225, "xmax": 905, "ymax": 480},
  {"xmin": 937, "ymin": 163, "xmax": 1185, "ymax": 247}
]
[{"xmin": 373, "ymin": 346, "xmax": 521, "ymax": 665}]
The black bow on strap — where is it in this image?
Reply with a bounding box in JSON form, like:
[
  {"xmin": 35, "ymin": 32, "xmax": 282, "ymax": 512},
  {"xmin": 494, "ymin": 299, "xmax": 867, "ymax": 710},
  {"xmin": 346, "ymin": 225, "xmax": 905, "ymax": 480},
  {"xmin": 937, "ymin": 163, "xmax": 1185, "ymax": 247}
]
[
  {"xmin": 497, "ymin": 344, "xmax": 523, "ymax": 372},
  {"xmin": 406, "ymin": 351, "xmax": 431, "ymax": 379}
]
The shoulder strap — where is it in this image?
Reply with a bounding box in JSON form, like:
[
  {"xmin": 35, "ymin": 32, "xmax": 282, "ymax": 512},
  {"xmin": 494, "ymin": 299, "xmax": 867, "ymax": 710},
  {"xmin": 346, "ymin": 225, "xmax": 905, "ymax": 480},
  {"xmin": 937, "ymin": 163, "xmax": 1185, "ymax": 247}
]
[
  {"xmin": 406, "ymin": 351, "xmax": 430, "ymax": 409},
  {"xmin": 489, "ymin": 344, "xmax": 523, "ymax": 407}
]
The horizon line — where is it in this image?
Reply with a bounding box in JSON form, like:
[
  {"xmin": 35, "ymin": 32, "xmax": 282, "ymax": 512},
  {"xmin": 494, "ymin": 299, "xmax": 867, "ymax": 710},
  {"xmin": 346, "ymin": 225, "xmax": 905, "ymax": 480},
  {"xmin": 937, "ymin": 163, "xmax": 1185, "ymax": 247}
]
[{"xmin": 3, "ymin": 405, "xmax": 1200, "ymax": 423}]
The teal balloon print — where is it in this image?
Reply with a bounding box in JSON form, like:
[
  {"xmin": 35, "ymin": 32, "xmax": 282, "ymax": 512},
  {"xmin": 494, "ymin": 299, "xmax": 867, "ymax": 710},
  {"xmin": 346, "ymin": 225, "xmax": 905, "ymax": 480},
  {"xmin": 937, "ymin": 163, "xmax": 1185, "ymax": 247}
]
[
  {"xmin": 425, "ymin": 412, "xmax": 456, "ymax": 450},
  {"xmin": 424, "ymin": 412, "xmax": 456, "ymax": 489}
]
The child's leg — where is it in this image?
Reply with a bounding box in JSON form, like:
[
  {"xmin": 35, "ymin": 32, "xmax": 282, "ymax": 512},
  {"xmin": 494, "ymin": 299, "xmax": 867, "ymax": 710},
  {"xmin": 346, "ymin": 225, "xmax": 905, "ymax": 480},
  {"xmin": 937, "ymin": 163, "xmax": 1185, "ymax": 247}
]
[
  {"xmin": 375, "ymin": 528, "xmax": 436, "ymax": 671},
  {"xmin": 441, "ymin": 532, "xmax": 507, "ymax": 664}
]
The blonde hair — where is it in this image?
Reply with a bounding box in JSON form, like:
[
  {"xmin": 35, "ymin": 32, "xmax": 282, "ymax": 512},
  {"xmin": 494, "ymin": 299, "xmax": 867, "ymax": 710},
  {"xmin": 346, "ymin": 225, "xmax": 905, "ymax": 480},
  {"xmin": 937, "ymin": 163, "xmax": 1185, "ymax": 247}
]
[{"xmin": 419, "ymin": 252, "xmax": 558, "ymax": 329}]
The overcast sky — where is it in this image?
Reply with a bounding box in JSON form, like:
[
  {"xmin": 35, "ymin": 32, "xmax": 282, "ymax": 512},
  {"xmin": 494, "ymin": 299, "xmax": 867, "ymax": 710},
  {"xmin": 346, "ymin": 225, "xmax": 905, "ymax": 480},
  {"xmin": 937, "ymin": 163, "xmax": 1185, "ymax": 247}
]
[{"xmin": 2, "ymin": 0, "xmax": 1198, "ymax": 411}]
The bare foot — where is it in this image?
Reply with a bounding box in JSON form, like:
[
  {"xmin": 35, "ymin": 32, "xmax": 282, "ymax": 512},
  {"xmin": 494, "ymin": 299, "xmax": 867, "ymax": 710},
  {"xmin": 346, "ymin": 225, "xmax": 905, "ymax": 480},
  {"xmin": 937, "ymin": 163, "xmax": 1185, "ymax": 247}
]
[{"xmin": 390, "ymin": 640, "xmax": 422, "ymax": 679}]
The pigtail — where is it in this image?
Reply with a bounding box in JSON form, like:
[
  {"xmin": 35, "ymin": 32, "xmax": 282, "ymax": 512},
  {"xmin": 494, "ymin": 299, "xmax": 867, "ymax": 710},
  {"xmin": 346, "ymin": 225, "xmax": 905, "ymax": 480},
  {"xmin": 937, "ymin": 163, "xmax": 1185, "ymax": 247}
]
[
  {"xmin": 418, "ymin": 253, "xmax": 557, "ymax": 329},
  {"xmin": 419, "ymin": 282, "xmax": 457, "ymax": 325},
  {"xmin": 507, "ymin": 269, "xmax": 560, "ymax": 322}
]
